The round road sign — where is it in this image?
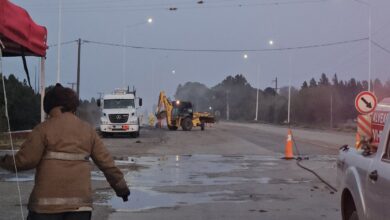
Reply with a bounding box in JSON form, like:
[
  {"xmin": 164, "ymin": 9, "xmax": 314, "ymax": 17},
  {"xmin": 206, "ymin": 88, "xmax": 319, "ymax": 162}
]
[{"xmin": 355, "ymin": 91, "xmax": 378, "ymax": 114}]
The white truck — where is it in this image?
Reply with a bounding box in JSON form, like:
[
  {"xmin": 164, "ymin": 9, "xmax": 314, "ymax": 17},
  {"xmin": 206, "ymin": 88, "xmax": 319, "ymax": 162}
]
[
  {"xmin": 338, "ymin": 98, "xmax": 390, "ymax": 220},
  {"xmin": 97, "ymin": 88, "xmax": 142, "ymax": 138}
]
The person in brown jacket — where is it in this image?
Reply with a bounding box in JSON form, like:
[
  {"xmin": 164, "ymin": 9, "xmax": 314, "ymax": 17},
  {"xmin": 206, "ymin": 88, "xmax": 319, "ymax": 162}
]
[{"xmin": 0, "ymin": 84, "xmax": 130, "ymax": 220}]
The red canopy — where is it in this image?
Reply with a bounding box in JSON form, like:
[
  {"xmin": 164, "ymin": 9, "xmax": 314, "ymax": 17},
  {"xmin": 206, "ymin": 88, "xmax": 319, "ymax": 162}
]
[{"xmin": 0, "ymin": 0, "xmax": 47, "ymax": 57}]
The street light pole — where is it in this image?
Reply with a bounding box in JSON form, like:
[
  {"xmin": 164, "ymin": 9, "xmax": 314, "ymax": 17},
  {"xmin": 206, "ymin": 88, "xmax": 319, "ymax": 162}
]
[
  {"xmin": 243, "ymin": 53, "xmax": 260, "ymax": 121},
  {"xmin": 76, "ymin": 38, "xmax": 81, "ymax": 99},
  {"xmin": 56, "ymin": 0, "xmax": 62, "ymax": 83},
  {"xmin": 287, "ymin": 52, "xmax": 292, "ymax": 125},
  {"xmin": 122, "ymin": 29, "xmax": 126, "ymax": 88},
  {"xmin": 354, "ymin": 0, "xmax": 372, "ymax": 91},
  {"xmin": 255, "ymin": 64, "xmax": 260, "ymax": 121},
  {"xmin": 269, "ymin": 39, "xmax": 293, "ymax": 124},
  {"xmin": 368, "ymin": 5, "xmax": 372, "ymax": 91}
]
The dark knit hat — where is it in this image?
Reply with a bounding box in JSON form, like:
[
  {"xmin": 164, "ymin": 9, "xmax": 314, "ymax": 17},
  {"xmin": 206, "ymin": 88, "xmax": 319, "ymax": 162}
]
[{"xmin": 43, "ymin": 83, "xmax": 79, "ymax": 114}]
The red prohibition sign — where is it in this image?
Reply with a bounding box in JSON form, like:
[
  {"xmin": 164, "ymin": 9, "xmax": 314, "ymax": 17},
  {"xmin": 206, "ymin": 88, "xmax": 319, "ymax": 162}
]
[{"xmin": 355, "ymin": 91, "xmax": 378, "ymax": 114}]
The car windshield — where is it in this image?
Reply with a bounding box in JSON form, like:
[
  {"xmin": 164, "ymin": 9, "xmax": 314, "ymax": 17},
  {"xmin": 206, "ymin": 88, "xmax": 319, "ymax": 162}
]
[{"xmin": 104, "ymin": 99, "xmax": 134, "ymax": 109}]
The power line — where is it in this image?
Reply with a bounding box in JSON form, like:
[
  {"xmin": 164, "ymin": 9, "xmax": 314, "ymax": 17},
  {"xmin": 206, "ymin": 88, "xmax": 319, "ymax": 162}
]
[
  {"xmin": 372, "ymin": 41, "xmax": 390, "ymax": 55},
  {"xmin": 82, "ymin": 37, "xmax": 367, "ymax": 53},
  {"xmin": 27, "ymin": 0, "xmax": 327, "ymax": 12},
  {"xmin": 48, "ymin": 39, "xmax": 78, "ymax": 48}
]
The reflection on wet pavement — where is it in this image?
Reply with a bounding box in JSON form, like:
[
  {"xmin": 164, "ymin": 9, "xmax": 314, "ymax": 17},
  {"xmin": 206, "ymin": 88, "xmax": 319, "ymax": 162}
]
[
  {"xmin": 97, "ymin": 154, "xmax": 335, "ymax": 212},
  {"xmin": 0, "ymin": 154, "xmax": 337, "ymax": 212},
  {"xmin": 0, "ymin": 172, "xmax": 34, "ymax": 182}
]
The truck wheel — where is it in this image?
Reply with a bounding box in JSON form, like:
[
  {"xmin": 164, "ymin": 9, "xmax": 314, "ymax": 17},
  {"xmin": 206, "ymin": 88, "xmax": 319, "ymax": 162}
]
[
  {"xmin": 130, "ymin": 131, "xmax": 140, "ymax": 138},
  {"xmin": 101, "ymin": 132, "xmax": 111, "ymax": 138},
  {"xmin": 181, "ymin": 117, "xmax": 193, "ymax": 131},
  {"xmin": 349, "ymin": 211, "xmax": 358, "ymax": 220},
  {"xmin": 168, "ymin": 125, "xmax": 178, "ymax": 131},
  {"xmin": 342, "ymin": 190, "xmax": 358, "ymax": 220}
]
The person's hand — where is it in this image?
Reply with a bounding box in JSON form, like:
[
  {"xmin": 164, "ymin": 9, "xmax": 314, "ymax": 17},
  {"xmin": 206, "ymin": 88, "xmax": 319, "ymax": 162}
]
[{"xmin": 116, "ymin": 186, "xmax": 130, "ymax": 202}]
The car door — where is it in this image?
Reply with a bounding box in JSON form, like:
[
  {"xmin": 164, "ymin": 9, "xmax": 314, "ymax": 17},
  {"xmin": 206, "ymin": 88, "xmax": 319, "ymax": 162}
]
[{"xmin": 365, "ymin": 130, "xmax": 390, "ymax": 220}]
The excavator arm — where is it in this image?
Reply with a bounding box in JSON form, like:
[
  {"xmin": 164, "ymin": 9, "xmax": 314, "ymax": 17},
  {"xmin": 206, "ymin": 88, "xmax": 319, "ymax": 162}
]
[{"xmin": 156, "ymin": 91, "xmax": 173, "ymax": 127}]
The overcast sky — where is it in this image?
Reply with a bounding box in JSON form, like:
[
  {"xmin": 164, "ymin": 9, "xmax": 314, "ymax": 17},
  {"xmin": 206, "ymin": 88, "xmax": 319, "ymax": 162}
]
[{"xmin": 3, "ymin": 0, "xmax": 390, "ymax": 111}]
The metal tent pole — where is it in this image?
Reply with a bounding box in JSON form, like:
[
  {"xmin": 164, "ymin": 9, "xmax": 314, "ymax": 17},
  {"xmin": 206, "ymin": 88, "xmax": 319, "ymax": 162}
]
[{"xmin": 40, "ymin": 57, "xmax": 46, "ymax": 122}]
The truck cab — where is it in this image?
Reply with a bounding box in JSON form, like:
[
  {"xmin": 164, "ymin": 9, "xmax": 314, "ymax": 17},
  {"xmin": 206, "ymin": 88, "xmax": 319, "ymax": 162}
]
[{"xmin": 97, "ymin": 88, "xmax": 142, "ymax": 138}]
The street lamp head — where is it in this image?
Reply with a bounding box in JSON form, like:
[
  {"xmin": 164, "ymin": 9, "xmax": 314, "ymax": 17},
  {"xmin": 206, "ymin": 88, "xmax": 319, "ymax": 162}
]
[
  {"xmin": 268, "ymin": 40, "xmax": 274, "ymax": 46},
  {"xmin": 147, "ymin": 18, "xmax": 153, "ymax": 24},
  {"xmin": 243, "ymin": 54, "xmax": 248, "ymax": 59}
]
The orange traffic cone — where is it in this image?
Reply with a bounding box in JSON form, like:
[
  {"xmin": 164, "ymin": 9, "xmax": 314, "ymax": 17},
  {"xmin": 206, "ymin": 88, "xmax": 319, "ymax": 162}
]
[
  {"xmin": 283, "ymin": 129, "xmax": 295, "ymax": 160},
  {"xmin": 355, "ymin": 133, "xmax": 361, "ymax": 149}
]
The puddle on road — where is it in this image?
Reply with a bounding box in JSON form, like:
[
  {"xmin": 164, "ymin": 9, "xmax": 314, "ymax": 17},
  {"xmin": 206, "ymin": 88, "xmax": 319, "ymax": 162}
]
[
  {"xmin": 0, "ymin": 171, "xmax": 34, "ymax": 182},
  {"xmin": 95, "ymin": 154, "xmax": 332, "ymax": 212},
  {"xmin": 95, "ymin": 187, "xmax": 220, "ymax": 212},
  {"xmin": 0, "ymin": 171, "xmax": 113, "ymax": 182},
  {"xmin": 0, "ymin": 154, "xmax": 336, "ymax": 212}
]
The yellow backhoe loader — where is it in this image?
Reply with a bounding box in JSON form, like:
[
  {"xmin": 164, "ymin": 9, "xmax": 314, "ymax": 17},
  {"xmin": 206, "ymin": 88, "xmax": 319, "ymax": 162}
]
[{"xmin": 156, "ymin": 91, "xmax": 214, "ymax": 131}]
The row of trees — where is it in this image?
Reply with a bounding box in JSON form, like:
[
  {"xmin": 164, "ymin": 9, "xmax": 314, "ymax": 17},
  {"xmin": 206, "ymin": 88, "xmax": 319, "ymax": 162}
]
[
  {"xmin": 175, "ymin": 73, "xmax": 390, "ymax": 127},
  {"xmin": 0, "ymin": 74, "xmax": 100, "ymax": 131},
  {"xmin": 1, "ymin": 73, "xmax": 389, "ymax": 131},
  {"xmin": 0, "ymin": 74, "xmax": 40, "ymax": 131}
]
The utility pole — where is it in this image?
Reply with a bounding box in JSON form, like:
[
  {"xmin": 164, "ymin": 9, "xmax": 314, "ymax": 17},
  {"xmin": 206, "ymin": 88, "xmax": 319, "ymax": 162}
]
[
  {"xmin": 76, "ymin": 38, "xmax": 81, "ymax": 99},
  {"xmin": 272, "ymin": 77, "xmax": 278, "ymax": 94}
]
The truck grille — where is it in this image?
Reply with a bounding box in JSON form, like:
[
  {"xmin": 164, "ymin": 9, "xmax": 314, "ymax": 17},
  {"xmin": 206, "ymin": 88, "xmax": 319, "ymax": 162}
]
[{"xmin": 108, "ymin": 114, "xmax": 129, "ymax": 123}]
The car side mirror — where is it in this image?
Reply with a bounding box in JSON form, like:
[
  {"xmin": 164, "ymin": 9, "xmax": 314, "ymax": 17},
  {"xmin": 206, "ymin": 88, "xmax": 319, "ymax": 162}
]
[
  {"xmin": 139, "ymin": 98, "xmax": 143, "ymax": 107},
  {"xmin": 97, "ymin": 99, "xmax": 101, "ymax": 107}
]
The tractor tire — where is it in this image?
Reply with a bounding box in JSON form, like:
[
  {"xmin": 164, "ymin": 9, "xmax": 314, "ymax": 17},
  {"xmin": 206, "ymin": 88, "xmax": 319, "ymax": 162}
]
[
  {"xmin": 181, "ymin": 117, "xmax": 193, "ymax": 131},
  {"xmin": 168, "ymin": 125, "xmax": 178, "ymax": 131},
  {"xmin": 200, "ymin": 121, "xmax": 205, "ymax": 131}
]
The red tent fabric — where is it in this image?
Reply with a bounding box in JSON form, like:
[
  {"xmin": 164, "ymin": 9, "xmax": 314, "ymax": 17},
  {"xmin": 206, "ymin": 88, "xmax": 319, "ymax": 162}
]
[{"xmin": 0, "ymin": 0, "xmax": 47, "ymax": 57}]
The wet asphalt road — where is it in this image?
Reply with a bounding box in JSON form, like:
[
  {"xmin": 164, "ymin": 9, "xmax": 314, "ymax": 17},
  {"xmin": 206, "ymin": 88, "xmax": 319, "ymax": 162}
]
[{"xmin": 0, "ymin": 122, "xmax": 354, "ymax": 220}]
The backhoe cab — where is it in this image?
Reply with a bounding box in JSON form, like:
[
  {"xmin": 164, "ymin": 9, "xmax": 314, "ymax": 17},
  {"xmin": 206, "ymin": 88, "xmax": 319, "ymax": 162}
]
[{"xmin": 170, "ymin": 100, "xmax": 194, "ymax": 131}]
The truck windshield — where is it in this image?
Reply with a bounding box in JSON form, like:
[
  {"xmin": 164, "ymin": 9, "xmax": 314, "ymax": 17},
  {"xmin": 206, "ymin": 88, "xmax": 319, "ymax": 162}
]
[{"xmin": 104, "ymin": 99, "xmax": 135, "ymax": 109}]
